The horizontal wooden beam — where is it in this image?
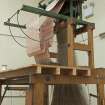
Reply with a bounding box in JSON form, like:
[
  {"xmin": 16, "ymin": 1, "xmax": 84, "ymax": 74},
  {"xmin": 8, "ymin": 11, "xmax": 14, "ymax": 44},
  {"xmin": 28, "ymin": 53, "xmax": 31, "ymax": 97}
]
[
  {"xmin": 0, "ymin": 65, "xmax": 91, "ymax": 79},
  {"xmin": 74, "ymin": 43, "xmax": 90, "ymax": 51},
  {"xmin": 6, "ymin": 87, "xmax": 28, "ymax": 91},
  {"xmin": 0, "ymin": 66, "xmax": 37, "ymax": 79},
  {"xmin": 32, "ymin": 75, "xmax": 97, "ymax": 84}
]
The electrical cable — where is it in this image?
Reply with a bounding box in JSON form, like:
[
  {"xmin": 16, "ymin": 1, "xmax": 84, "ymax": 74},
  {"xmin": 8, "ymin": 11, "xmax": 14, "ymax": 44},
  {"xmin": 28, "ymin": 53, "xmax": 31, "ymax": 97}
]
[
  {"xmin": 16, "ymin": 10, "xmax": 40, "ymax": 43},
  {"xmin": 9, "ymin": 25, "xmax": 26, "ymax": 48}
]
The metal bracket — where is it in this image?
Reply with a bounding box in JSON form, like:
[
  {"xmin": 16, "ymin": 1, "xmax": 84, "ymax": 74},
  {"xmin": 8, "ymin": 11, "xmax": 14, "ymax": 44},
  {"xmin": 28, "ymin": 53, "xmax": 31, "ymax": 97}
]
[{"xmin": 4, "ymin": 22, "xmax": 26, "ymax": 29}]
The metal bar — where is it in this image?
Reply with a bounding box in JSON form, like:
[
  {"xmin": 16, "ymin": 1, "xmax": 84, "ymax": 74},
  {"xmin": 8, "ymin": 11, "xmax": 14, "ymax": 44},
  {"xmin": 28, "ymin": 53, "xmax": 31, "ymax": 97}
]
[
  {"xmin": 8, "ymin": 11, "xmax": 18, "ymax": 20},
  {"xmin": 90, "ymin": 93, "xmax": 98, "ymax": 98},
  {"xmin": 4, "ymin": 22, "xmax": 26, "ymax": 29},
  {"xmin": 21, "ymin": 5, "xmax": 93, "ymax": 25},
  {"xmin": 0, "ymin": 85, "xmax": 8, "ymax": 105},
  {"xmin": 21, "ymin": 5, "xmax": 68, "ymax": 20},
  {"xmin": 6, "ymin": 87, "xmax": 28, "ymax": 91}
]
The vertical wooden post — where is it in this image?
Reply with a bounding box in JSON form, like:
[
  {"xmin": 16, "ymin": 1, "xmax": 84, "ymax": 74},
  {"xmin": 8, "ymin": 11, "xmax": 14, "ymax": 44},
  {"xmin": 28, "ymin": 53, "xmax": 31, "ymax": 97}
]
[
  {"xmin": 0, "ymin": 85, "xmax": 2, "ymax": 105},
  {"xmin": 33, "ymin": 82, "xmax": 47, "ymax": 105},
  {"xmin": 97, "ymin": 80, "xmax": 105, "ymax": 105},
  {"xmin": 87, "ymin": 24, "xmax": 94, "ymax": 69},
  {"xmin": 67, "ymin": 19, "xmax": 75, "ymax": 67},
  {"xmin": 0, "ymin": 83, "xmax": 2, "ymax": 105},
  {"xmin": 25, "ymin": 85, "xmax": 33, "ymax": 105}
]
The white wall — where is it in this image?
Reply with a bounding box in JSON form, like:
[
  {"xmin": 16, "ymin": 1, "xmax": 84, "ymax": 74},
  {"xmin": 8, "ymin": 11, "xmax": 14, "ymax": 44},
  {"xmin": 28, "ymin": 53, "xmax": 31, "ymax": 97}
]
[
  {"xmin": 0, "ymin": 0, "xmax": 37, "ymax": 70},
  {"xmin": 75, "ymin": 0, "xmax": 105, "ymax": 68},
  {"xmin": 0, "ymin": 0, "xmax": 37, "ymax": 105}
]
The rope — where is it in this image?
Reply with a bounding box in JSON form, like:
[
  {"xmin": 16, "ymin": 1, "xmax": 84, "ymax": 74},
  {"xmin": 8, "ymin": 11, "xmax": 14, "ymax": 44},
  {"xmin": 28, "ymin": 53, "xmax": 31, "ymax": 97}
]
[{"xmin": 9, "ymin": 25, "xmax": 26, "ymax": 48}]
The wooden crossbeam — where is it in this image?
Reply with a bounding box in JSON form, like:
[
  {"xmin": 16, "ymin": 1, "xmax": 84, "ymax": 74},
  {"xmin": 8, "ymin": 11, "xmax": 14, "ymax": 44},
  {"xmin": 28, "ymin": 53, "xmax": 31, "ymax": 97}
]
[
  {"xmin": 6, "ymin": 87, "xmax": 28, "ymax": 91},
  {"xmin": 74, "ymin": 43, "xmax": 90, "ymax": 51}
]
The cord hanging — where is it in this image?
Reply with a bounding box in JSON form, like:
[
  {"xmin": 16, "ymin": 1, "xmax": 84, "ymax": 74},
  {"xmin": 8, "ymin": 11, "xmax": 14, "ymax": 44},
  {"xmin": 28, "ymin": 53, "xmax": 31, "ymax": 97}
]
[
  {"xmin": 17, "ymin": 10, "xmax": 40, "ymax": 43},
  {"xmin": 9, "ymin": 25, "xmax": 26, "ymax": 48},
  {"xmin": 17, "ymin": 10, "xmax": 57, "ymax": 43}
]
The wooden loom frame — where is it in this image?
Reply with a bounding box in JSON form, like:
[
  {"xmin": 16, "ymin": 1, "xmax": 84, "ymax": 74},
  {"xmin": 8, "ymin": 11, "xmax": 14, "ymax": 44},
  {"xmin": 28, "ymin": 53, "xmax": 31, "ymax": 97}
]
[{"xmin": 0, "ymin": 19, "xmax": 105, "ymax": 105}]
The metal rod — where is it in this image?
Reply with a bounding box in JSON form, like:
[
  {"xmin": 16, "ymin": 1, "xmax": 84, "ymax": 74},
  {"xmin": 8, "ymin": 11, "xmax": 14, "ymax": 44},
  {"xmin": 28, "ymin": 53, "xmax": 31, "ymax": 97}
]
[
  {"xmin": 90, "ymin": 93, "xmax": 98, "ymax": 98},
  {"xmin": 0, "ymin": 85, "xmax": 8, "ymax": 105},
  {"xmin": 8, "ymin": 11, "xmax": 18, "ymax": 20},
  {"xmin": 21, "ymin": 5, "xmax": 93, "ymax": 25},
  {"xmin": 4, "ymin": 22, "xmax": 26, "ymax": 29},
  {"xmin": 21, "ymin": 5, "xmax": 69, "ymax": 20},
  {"xmin": 6, "ymin": 87, "xmax": 28, "ymax": 91}
]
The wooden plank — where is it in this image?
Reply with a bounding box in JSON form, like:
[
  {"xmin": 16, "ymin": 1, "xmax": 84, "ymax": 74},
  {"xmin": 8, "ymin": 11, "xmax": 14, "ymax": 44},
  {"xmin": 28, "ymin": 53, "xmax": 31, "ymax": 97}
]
[
  {"xmin": 2, "ymin": 77, "xmax": 30, "ymax": 85},
  {"xmin": 97, "ymin": 80, "xmax": 105, "ymax": 105},
  {"xmin": 1, "ymin": 68, "xmax": 105, "ymax": 85},
  {"xmin": 87, "ymin": 25, "xmax": 94, "ymax": 68},
  {"xmin": 0, "ymin": 85, "xmax": 2, "ymax": 105},
  {"xmin": 67, "ymin": 19, "xmax": 75, "ymax": 67},
  {"xmin": 32, "ymin": 75, "xmax": 97, "ymax": 84},
  {"xmin": 33, "ymin": 82, "xmax": 46, "ymax": 105},
  {"xmin": 94, "ymin": 68, "xmax": 105, "ymax": 77},
  {"xmin": 0, "ymin": 65, "xmax": 105, "ymax": 81},
  {"xmin": 26, "ymin": 86, "xmax": 33, "ymax": 105},
  {"xmin": 0, "ymin": 66, "xmax": 37, "ymax": 79},
  {"xmin": 74, "ymin": 43, "xmax": 90, "ymax": 51},
  {"xmin": 7, "ymin": 87, "xmax": 28, "ymax": 91}
]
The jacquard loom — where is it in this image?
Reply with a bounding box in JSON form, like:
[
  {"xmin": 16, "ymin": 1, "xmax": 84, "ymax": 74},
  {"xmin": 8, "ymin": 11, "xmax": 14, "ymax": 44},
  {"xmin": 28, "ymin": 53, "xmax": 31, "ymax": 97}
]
[{"xmin": 1, "ymin": 0, "xmax": 105, "ymax": 105}]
